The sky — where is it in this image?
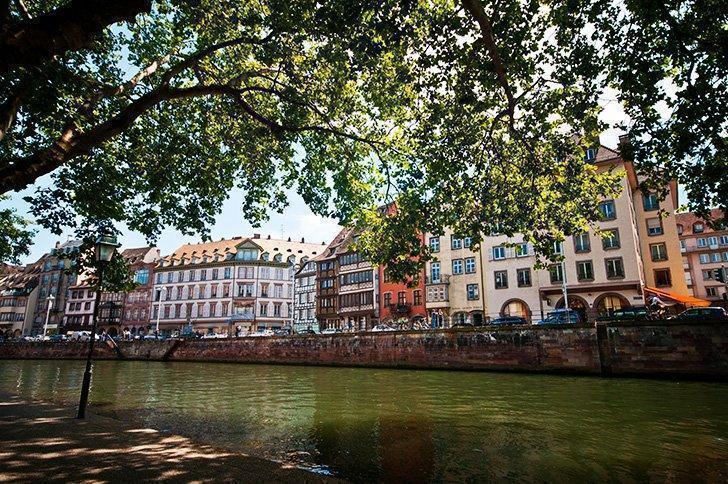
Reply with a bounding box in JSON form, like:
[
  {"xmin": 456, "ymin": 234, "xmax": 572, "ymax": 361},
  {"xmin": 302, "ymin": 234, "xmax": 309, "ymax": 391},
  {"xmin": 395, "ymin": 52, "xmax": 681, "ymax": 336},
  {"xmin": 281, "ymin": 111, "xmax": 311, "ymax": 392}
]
[{"xmin": 3, "ymin": 83, "xmax": 686, "ymax": 266}]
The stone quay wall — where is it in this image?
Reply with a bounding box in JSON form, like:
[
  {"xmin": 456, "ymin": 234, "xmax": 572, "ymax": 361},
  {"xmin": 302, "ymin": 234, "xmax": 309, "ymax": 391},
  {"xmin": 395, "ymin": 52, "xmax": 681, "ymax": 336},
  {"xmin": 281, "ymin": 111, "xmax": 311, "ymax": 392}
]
[{"xmin": 1, "ymin": 321, "xmax": 727, "ymax": 379}]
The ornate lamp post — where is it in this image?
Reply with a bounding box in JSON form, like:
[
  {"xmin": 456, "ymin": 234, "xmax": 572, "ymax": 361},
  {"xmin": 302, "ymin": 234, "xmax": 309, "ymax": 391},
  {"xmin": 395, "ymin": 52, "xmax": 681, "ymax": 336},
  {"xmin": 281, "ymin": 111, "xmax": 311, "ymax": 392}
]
[{"xmin": 77, "ymin": 234, "xmax": 120, "ymax": 419}]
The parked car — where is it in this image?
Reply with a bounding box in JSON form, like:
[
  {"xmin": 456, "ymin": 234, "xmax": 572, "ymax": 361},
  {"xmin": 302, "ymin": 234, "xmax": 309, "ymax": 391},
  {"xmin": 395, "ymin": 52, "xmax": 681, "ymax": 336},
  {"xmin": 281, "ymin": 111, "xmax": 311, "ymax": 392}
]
[
  {"xmin": 202, "ymin": 333, "xmax": 227, "ymax": 339},
  {"xmin": 274, "ymin": 329, "xmax": 292, "ymax": 336},
  {"xmin": 452, "ymin": 322, "xmax": 475, "ymax": 328},
  {"xmin": 371, "ymin": 325, "xmax": 396, "ymax": 332},
  {"xmin": 249, "ymin": 329, "xmax": 275, "ymax": 337},
  {"xmin": 48, "ymin": 334, "xmax": 66, "ymax": 342},
  {"xmin": 321, "ymin": 327, "xmax": 342, "ymax": 335},
  {"xmin": 537, "ymin": 309, "xmax": 583, "ymax": 325},
  {"xmin": 298, "ymin": 328, "xmax": 317, "ymax": 335},
  {"xmin": 490, "ymin": 316, "xmax": 528, "ymax": 326},
  {"xmin": 673, "ymin": 307, "xmax": 728, "ymax": 321},
  {"xmin": 596, "ymin": 306, "xmax": 650, "ymax": 322}
]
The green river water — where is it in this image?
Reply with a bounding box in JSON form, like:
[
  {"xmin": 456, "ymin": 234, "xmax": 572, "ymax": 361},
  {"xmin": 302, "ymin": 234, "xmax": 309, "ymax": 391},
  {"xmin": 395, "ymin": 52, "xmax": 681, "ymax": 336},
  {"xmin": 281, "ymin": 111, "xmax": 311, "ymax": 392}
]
[{"xmin": 0, "ymin": 360, "xmax": 726, "ymax": 482}]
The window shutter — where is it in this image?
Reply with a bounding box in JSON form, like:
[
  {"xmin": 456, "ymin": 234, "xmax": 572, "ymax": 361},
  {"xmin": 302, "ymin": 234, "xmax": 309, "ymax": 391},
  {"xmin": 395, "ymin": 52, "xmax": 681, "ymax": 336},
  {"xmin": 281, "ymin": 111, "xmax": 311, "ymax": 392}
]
[{"xmin": 487, "ymin": 248, "xmax": 493, "ymax": 261}]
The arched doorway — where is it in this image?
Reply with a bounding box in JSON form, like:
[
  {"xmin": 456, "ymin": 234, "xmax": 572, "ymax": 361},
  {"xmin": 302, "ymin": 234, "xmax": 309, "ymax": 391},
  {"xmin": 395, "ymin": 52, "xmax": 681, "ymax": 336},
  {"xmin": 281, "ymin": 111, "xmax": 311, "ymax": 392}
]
[
  {"xmin": 501, "ymin": 299, "xmax": 531, "ymax": 321},
  {"xmin": 107, "ymin": 326, "xmax": 118, "ymax": 337},
  {"xmin": 470, "ymin": 311, "xmax": 484, "ymax": 325},
  {"xmin": 594, "ymin": 293, "xmax": 631, "ymax": 317},
  {"xmin": 555, "ymin": 295, "xmax": 589, "ymax": 321},
  {"xmin": 452, "ymin": 312, "xmax": 467, "ymax": 326}
]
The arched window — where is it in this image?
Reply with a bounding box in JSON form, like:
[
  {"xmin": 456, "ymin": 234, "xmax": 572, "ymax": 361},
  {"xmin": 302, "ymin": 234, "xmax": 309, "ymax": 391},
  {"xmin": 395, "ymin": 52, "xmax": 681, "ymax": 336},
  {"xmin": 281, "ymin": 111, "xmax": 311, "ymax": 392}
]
[
  {"xmin": 501, "ymin": 300, "xmax": 530, "ymax": 319},
  {"xmin": 595, "ymin": 293, "xmax": 630, "ymax": 316}
]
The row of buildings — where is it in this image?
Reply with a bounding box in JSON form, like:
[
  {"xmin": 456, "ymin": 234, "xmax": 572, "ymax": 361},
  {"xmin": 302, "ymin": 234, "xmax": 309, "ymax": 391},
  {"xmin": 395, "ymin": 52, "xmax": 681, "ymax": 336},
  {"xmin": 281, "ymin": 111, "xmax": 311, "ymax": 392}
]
[{"xmin": 0, "ymin": 143, "xmax": 725, "ymax": 337}]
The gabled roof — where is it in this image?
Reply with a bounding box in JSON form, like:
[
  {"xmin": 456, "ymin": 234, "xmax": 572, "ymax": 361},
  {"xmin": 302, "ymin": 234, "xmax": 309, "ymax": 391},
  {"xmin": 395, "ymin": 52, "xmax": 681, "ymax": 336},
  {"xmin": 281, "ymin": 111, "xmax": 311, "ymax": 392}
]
[
  {"xmin": 0, "ymin": 261, "xmax": 41, "ymax": 293},
  {"xmin": 314, "ymin": 227, "xmax": 357, "ymax": 261},
  {"xmin": 675, "ymin": 208, "xmax": 726, "ymax": 236}
]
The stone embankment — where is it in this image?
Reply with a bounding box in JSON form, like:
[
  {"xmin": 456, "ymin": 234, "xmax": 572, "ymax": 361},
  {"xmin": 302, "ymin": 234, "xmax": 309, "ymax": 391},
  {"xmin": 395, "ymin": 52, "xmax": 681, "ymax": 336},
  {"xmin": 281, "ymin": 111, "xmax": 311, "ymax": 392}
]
[{"xmin": 1, "ymin": 320, "xmax": 726, "ymax": 379}]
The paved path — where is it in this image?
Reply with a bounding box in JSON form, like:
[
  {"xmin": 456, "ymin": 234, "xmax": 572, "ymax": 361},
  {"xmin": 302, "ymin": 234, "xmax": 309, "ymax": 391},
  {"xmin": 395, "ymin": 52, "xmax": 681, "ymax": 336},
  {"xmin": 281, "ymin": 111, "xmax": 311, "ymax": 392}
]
[{"xmin": 0, "ymin": 392, "xmax": 338, "ymax": 483}]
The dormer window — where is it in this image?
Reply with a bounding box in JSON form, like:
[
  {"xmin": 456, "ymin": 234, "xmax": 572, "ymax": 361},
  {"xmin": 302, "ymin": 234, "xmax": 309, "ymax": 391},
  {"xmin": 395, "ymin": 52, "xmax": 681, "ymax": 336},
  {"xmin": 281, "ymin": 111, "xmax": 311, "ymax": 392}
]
[
  {"xmin": 236, "ymin": 248, "xmax": 258, "ymax": 261},
  {"xmin": 585, "ymin": 148, "xmax": 597, "ymax": 161},
  {"xmin": 261, "ymin": 252, "xmax": 270, "ymax": 261},
  {"xmin": 693, "ymin": 223, "xmax": 704, "ymax": 233},
  {"xmin": 288, "ymin": 255, "xmax": 296, "ymax": 264},
  {"xmin": 274, "ymin": 254, "xmax": 283, "ymax": 262}
]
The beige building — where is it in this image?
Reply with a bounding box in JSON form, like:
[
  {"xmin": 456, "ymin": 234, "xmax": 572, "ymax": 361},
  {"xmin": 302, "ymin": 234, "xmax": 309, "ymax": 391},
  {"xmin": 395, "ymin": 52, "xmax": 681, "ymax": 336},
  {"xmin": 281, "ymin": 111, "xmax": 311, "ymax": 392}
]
[
  {"xmin": 439, "ymin": 143, "xmax": 697, "ymax": 324},
  {"xmin": 0, "ymin": 263, "xmax": 40, "ymax": 337},
  {"xmin": 153, "ymin": 235, "xmax": 324, "ymax": 335},
  {"xmin": 424, "ymin": 230, "xmax": 486, "ymax": 325}
]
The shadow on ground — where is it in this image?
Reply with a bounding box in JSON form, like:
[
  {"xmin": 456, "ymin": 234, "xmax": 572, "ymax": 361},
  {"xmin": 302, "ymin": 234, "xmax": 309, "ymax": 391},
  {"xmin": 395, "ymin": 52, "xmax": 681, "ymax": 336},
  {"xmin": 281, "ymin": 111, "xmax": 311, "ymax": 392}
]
[{"xmin": 0, "ymin": 393, "xmax": 336, "ymax": 483}]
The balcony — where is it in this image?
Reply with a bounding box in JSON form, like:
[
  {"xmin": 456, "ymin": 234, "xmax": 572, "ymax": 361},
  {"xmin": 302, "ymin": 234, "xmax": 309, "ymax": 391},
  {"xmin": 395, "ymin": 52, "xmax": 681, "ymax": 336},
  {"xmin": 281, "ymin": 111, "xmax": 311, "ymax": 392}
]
[
  {"xmin": 388, "ymin": 303, "xmax": 412, "ymax": 315},
  {"xmin": 426, "ymin": 274, "xmax": 451, "ymax": 285}
]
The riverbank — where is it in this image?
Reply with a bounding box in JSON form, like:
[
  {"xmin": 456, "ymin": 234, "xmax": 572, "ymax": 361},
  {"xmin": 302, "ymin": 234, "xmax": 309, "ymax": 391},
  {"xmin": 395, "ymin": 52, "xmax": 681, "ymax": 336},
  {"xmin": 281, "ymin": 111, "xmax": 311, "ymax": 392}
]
[
  {"xmin": 2, "ymin": 320, "xmax": 727, "ymax": 379},
  {"xmin": 0, "ymin": 392, "xmax": 337, "ymax": 483}
]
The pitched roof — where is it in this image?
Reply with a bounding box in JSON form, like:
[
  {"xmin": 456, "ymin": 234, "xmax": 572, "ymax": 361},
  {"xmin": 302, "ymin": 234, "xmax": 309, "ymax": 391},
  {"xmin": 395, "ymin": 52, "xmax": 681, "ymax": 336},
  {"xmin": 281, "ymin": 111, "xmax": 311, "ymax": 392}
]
[
  {"xmin": 314, "ymin": 227, "xmax": 357, "ymax": 261},
  {"xmin": 675, "ymin": 208, "xmax": 726, "ymax": 236},
  {"xmin": 121, "ymin": 247, "xmax": 156, "ymax": 264},
  {"xmin": 0, "ymin": 261, "xmax": 41, "ymax": 294},
  {"xmin": 160, "ymin": 235, "xmax": 328, "ymax": 267}
]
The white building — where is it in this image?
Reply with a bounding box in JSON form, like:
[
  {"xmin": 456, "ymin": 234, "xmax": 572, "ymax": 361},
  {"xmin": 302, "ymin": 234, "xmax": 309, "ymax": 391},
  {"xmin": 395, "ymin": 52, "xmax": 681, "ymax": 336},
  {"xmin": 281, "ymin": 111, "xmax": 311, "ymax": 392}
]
[
  {"xmin": 152, "ymin": 235, "xmax": 324, "ymax": 334},
  {"xmin": 293, "ymin": 259, "xmax": 318, "ymax": 332}
]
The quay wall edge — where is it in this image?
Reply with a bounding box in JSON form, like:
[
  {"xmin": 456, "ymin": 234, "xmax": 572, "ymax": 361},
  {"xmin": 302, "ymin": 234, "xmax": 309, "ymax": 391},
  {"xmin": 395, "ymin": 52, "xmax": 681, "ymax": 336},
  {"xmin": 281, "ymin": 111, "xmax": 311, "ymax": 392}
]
[{"xmin": 1, "ymin": 321, "xmax": 726, "ymax": 379}]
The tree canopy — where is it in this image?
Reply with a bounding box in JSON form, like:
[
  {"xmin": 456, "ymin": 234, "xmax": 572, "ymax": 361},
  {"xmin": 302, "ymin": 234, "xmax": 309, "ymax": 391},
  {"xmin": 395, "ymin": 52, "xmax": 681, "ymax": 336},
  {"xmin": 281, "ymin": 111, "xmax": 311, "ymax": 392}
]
[{"xmin": 0, "ymin": 0, "xmax": 725, "ymax": 276}]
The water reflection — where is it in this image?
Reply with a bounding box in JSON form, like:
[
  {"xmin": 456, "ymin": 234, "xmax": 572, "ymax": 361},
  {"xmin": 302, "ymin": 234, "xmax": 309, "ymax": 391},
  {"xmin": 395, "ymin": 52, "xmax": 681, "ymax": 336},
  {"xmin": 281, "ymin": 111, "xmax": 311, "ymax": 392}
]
[{"xmin": 0, "ymin": 360, "xmax": 726, "ymax": 481}]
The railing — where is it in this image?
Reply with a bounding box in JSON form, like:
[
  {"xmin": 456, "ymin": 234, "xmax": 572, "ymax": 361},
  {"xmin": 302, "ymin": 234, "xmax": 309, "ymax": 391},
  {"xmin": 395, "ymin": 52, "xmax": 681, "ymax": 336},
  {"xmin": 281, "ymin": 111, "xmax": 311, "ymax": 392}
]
[{"xmin": 389, "ymin": 303, "xmax": 412, "ymax": 314}]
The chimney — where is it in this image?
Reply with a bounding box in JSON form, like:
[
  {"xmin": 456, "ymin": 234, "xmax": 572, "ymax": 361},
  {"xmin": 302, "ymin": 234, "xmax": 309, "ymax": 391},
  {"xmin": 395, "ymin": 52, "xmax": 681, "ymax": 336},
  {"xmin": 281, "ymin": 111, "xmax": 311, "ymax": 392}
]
[
  {"xmin": 301, "ymin": 237, "xmax": 305, "ymax": 243},
  {"xmin": 55, "ymin": 241, "xmax": 60, "ymax": 249},
  {"xmin": 287, "ymin": 237, "xmax": 291, "ymax": 242},
  {"xmin": 253, "ymin": 233, "xmax": 260, "ymax": 239},
  {"xmin": 266, "ymin": 234, "xmax": 271, "ymax": 239}
]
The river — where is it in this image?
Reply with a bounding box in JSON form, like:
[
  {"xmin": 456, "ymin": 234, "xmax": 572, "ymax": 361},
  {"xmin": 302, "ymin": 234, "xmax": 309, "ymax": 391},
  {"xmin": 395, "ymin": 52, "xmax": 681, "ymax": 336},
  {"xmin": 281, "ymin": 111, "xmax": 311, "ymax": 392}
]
[{"xmin": 0, "ymin": 360, "xmax": 726, "ymax": 482}]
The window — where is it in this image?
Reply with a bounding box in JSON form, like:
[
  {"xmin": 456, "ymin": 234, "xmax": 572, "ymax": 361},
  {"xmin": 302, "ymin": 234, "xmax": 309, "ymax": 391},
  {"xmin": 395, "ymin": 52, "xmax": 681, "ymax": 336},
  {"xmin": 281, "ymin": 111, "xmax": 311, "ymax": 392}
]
[
  {"xmin": 397, "ymin": 291, "xmax": 406, "ymax": 304},
  {"xmin": 706, "ymin": 287, "xmax": 717, "ymax": 297},
  {"xmin": 452, "ymin": 259, "xmax": 463, "ymax": 275},
  {"xmin": 494, "ymin": 271, "xmax": 508, "ymax": 289},
  {"xmin": 429, "ymin": 237, "xmax": 440, "ymax": 253},
  {"xmin": 647, "ymin": 218, "xmax": 663, "ymax": 236},
  {"xmin": 492, "ymin": 246, "xmax": 506, "ymax": 260},
  {"xmin": 576, "ymin": 260, "xmax": 594, "ymax": 281},
  {"xmin": 708, "ymin": 236, "xmax": 718, "ymax": 246},
  {"xmin": 224, "ymin": 267, "xmax": 231, "ymax": 279},
  {"xmin": 721, "ymin": 235, "xmax": 728, "ymax": 246},
  {"xmin": 654, "ymin": 269, "xmax": 672, "ymax": 287},
  {"xmin": 573, "ymin": 233, "xmax": 590, "ymax": 253},
  {"xmin": 702, "ymin": 269, "xmax": 714, "ymax": 280},
  {"xmin": 605, "ymin": 258, "xmax": 624, "ymax": 279},
  {"xmin": 340, "ymin": 270, "xmax": 373, "ymax": 285},
  {"xmin": 553, "ymin": 241, "xmax": 564, "ymax": 255},
  {"xmin": 585, "ymin": 148, "xmax": 597, "ymax": 161},
  {"xmin": 699, "ymin": 254, "xmax": 709, "ymax": 264},
  {"xmin": 212, "ymin": 268, "xmax": 218, "ymax": 280},
  {"xmin": 134, "ymin": 269, "xmax": 149, "ymax": 285},
  {"xmin": 465, "ymin": 257, "xmax": 476, "ymax": 273},
  {"xmin": 697, "ymin": 237, "xmax": 707, "ymax": 247},
  {"xmin": 598, "ymin": 200, "xmax": 616, "ymax": 220},
  {"xmin": 724, "ymin": 252, "xmax": 728, "ymax": 262},
  {"xmin": 549, "ymin": 264, "xmax": 564, "ymax": 284},
  {"xmin": 189, "ymin": 270, "xmax": 196, "ymax": 281},
  {"xmin": 237, "ymin": 249, "xmax": 258, "ymax": 261},
  {"xmin": 383, "ymin": 292, "xmax": 392, "ymax": 307},
  {"xmin": 273, "ymin": 303, "xmax": 281, "ymax": 317},
  {"xmin": 517, "ymin": 268, "xmax": 531, "ymax": 287},
  {"xmin": 200, "ymin": 269, "xmax": 207, "ymax": 281},
  {"xmin": 602, "ymin": 229, "xmax": 620, "ymax": 250},
  {"xmin": 320, "ymin": 278, "xmax": 334, "ymax": 289},
  {"xmin": 259, "ymin": 303, "xmax": 268, "ymax": 316},
  {"xmin": 515, "ymin": 243, "xmax": 529, "ymax": 257},
  {"xmin": 466, "ymin": 284, "xmax": 479, "ymax": 300},
  {"xmin": 650, "ymin": 243, "xmax": 668, "ymax": 261},
  {"xmin": 642, "ymin": 192, "xmax": 659, "ymax": 211},
  {"xmin": 451, "ymin": 236, "xmax": 463, "ymax": 250},
  {"xmin": 340, "ymin": 253, "xmax": 362, "ymax": 266},
  {"xmin": 676, "ymin": 224, "xmax": 683, "ymax": 235},
  {"xmin": 430, "ymin": 262, "xmax": 441, "ymax": 282},
  {"xmin": 463, "ymin": 237, "xmax": 473, "ymax": 248},
  {"xmin": 693, "ymin": 223, "xmax": 704, "ymax": 233},
  {"xmin": 166, "ymin": 272, "xmax": 173, "ymax": 283},
  {"xmin": 413, "ymin": 290, "xmax": 422, "ymax": 306},
  {"xmin": 712, "ymin": 252, "xmax": 721, "ymax": 263}
]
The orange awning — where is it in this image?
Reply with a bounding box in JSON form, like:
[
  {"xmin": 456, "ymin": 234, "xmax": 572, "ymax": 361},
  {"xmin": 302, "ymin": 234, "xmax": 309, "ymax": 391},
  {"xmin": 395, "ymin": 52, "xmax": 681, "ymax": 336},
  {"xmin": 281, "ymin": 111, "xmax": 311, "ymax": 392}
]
[{"xmin": 643, "ymin": 286, "xmax": 711, "ymax": 307}]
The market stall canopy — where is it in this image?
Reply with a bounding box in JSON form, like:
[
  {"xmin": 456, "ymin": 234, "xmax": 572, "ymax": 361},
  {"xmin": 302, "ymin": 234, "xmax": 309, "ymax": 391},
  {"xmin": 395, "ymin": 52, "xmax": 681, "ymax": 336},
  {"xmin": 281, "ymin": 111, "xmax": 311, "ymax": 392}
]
[{"xmin": 643, "ymin": 286, "xmax": 711, "ymax": 307}]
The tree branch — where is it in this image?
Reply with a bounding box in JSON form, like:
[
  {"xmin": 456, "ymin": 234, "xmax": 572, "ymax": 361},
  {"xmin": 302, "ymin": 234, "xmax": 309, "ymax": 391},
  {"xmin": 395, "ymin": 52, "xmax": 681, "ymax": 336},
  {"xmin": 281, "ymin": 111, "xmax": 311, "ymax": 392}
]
[
  {"xmin": 0, "ymin": 0, "xmax": 152, "ymax": 75},
  {"xmin": 0, "ymin": 80, "xmax": 28, "ymax": 142},
  {"xmin": 461, "ymin": 0, "xmax": 516, "ymax": 126}
]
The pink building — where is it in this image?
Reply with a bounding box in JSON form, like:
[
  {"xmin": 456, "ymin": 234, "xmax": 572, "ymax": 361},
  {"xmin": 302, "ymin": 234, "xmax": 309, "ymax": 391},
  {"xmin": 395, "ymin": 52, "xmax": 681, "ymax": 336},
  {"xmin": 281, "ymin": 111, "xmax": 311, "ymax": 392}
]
[{"xmin": 676, "ymin": 209, "xmax": 728, "ymax": 302}]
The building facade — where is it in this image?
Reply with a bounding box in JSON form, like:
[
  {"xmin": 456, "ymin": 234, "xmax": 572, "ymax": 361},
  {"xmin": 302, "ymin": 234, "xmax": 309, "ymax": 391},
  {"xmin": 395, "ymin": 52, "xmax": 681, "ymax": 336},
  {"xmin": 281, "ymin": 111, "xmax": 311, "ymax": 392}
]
[
  {"xmin": 676, "ymin": 209, "xmax": 728, "ymax": 302},
  {"xmin": 31, "ymin": 240, "xmax": 82, "ymax": 335},
  {"xmin": 0, "ymin": 263, "xmax": 40, "ymax": 337},
  {"xmin": 62, "ymin": 279, "xmax": 97, "ymax": 331},
  {"xmin": 424, "ymin": 231, "xmax": 486, "ymax": 326},
  {"xmin": 293, "ymin": 259, "xmax": 317, "ymax": 332},
  {"xmin": 152, "ymin": 235, "xmax": 324, "ymax": 335}
]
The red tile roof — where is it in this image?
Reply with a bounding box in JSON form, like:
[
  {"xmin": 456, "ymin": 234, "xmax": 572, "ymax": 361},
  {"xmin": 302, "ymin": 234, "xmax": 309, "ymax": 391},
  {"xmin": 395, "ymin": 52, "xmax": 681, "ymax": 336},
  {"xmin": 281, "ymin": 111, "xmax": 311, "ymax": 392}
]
[{"xmin": 675, "ymin": 209, "xmax": 725, "ymax": 236}]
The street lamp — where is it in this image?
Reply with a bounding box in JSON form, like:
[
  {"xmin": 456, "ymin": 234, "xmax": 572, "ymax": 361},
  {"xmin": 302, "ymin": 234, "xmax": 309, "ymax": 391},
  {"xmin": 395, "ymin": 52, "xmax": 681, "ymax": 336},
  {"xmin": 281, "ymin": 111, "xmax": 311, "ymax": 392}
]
[
  {"xmin": 43, "ymin": 294, "xmax": 55, "ymax": 339},
  {"xmin": 77, "ymin": 234, "xmax": 120, "ymax": 419}
]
